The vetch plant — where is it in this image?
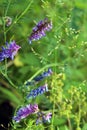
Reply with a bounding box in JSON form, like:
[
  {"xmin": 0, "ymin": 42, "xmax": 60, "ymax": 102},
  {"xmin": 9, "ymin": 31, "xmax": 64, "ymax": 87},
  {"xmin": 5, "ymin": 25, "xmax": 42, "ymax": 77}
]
[
  {"xmin": 0, "ymin": 0, "xmax": 87, "ymax": 130},
  {"xmin": 28, "ymin": 18, "xmax": 52, "ymax": 43},
  {"xmin": 13, "ymin": 104, "xmax": 38, "ymax": 123},
  {"xmin": 26, "ymin": 84, "xmax": 48, "ymax": 99},
  {"xmin": 36, "ymin": 111, "xmax": 52, "ymax": 125},
  {"xmin": 25, "ymin": 68, "xmax": 53, "ymax": 86},
  {"xmin": 0, "ymin": 41, "xmax": 21, "ymax": 62},
  {"xmin": 13, "ymin": 68, "xmax": 53, "ymax": 125}
]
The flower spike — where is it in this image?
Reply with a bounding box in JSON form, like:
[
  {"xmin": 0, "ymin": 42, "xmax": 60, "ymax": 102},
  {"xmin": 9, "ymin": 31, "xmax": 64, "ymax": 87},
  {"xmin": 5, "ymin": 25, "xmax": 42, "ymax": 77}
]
[
  {"xmin": 0, "ymin": 41, "xmax": 21, "ymax": 62},
  {"xmin": 28, "ymin": 18, "xmax": 52, "ymax": 43},
  {"xmin": 27, "ymin": 84, "xmax": 48, "ymax": 99},
  {"xmin": 13, "ymin": 104, "xmax": 38, "ymax": 123}
]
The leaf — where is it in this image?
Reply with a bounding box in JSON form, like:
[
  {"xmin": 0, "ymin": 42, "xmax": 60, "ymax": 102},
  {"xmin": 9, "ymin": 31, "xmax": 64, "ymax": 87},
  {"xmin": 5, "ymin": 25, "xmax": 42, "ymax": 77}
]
[
  {"xmin": 82, "ymin": 123, "xmax": 87, "ymax": 130},
  {"xmin": 53, "ymin": 116, "xmax": 66, "ymax": 126},
  {"xmin": 0, "ymin": 86, "xmax": 21, "ymax": 105},
  {"xmin": 59, "ymin": 125, "xmax": 69, "ymax": 130}
]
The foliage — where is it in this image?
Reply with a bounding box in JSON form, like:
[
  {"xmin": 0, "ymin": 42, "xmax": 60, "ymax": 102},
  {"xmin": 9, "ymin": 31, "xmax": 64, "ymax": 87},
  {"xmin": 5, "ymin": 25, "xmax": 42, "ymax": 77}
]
[{"xmin": 0, "ymin": 0, "xmax": 87, "ymax": 130}]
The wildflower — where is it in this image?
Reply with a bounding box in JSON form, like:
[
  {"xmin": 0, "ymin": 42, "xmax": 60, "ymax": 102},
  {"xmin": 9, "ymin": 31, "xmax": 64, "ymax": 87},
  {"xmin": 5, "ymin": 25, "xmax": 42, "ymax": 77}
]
[
  {"xmin": 0, "ymin": 41, "xmax": 21, "ymax": 62},
  {"xmin": 25, "ymin": 68, "xmax": 53, "ymax": 86},
  {"xmin": 28, "ymin": 18, "xmax": 52, "ymax": 43},
  {"xmin": 13, "ymin": 104, "xmax": 38, "ymax": 123},
  {"xmin": 27, "ymin": 84, "xmax": 48, "ymax": 99},
  {"xmin": 36, "ymin": 111, "xmax": 52, "ymax": 125},
  {"xmin": 33, "ymin": 68, "xmax": 53, "ymax": 82},
  {"xmin": 42, "ymin": 112, "xmax": 52, "ymax": 123},
  {"xmin": 25, "ymin": 80, "xmax": 35, "ymax": 86},
  {"xmin": 4, "ymin": 16, "xmax": 12, "ymax": 27}
]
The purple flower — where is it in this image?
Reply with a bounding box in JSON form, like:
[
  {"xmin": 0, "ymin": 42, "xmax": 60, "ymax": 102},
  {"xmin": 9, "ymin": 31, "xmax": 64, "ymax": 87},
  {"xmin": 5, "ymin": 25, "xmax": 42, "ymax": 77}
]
[
  {"xmin": 25, "ymin": 68, "xmax": 53, "ymax": 86},
  {"xmin": 36, "ymin": 112, "xmax": 52, "ymax": 125},
  {"xmin": 42, "ymin": 112, "xmax": 52, "ymax": 123},
  {"xmin": 33, "ymin": 68, "xmax": 53, "ymax": 82},
  {"xmin": 0, "ymin": 41, "xmax": 21, "ymax": 62},
  {"xmin": 28, "ymin": 18, "xmax": 52, "ymax": 43},
  {"xmin": 13, "ymin": 104, "xmax": 38, "ymax": 123},
  {"xmin": 27, "ymin": 84, "xmax": 48, "ymax": 99},
  {"xmin": 42, "ymin": 68, "xmax": 53, "ymax": 77}
]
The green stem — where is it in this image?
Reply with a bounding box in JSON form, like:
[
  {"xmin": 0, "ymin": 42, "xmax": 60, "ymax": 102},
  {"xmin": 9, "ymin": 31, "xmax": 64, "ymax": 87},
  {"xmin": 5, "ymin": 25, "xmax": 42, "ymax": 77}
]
[
  {"xmin": 16, "ymin": 0, "xmax": 33, "ymax": 22},
  {"xmin": 77, "ymin": 101, "xmax": 81, "ymax": 128},
  {"xmin": 3, "ymin": 16, "xmax": 7, "ymax": 75},
  {"xmin": 3, "ymin": 17, "xmax": 6, "ymax": 43},
  {"xmin": 5, "ymin": 58, "xmax": 7, "ymax": 75},
  {"xmin": 5, "ymin": 0, "xmax": 11, "ymax": 17},
  {"xmin": 3, "ymin": 0, "xmax": 11, "ymax": 42},
  {"xmin": 1, "ymin": 71, "xmax": 17, "ymax": 89},
  {"xmin": 0, "ymin": 86, "xmax": 21, "ymax": 105},
  {"xmin": 3, "ymin": 0, "xmax": 11, "ymax": 74},
  {"xmin": 5, "ymin": 75, "xmax": 17, "ymax": 89},
  {"xmin": 6, "ymin": 0, "xmax": 33, "ymax": 33},
  {"xmin": 67, "ymin": 117, "xmax": 72, "ymax": 130},
  {"xmin": 51, "ymin": 43, "xmax": 58, "ymax": 129}
]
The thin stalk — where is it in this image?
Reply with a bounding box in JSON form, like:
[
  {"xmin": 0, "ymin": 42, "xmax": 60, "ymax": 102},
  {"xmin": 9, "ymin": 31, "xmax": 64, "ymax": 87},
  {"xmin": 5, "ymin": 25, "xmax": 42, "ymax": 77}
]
[
  {"xmin": 51, "ymin": 46, "xmax": 58, "ymax": 129},
  {"xmin": 3, "ymin": 17, "xmax": 7, "ymax": 75},
  {"xmin": 5, "ymin": 75, "xmax": 17, "ymax": 89},
  {"xmin": 3, "ymin": 0, "xmax": 11, "ymax": 75},
  {"xmin": 1, "ymin": 71, "xmax": 17, "ymax": 89},
  {"xmin": 3, "ymin": 0, "xmax": 11, "ymax": 42},
  {"xmin": 67, "ymin": 117, "xmax": 72, "ymax": 130},
  {"xmin": 3, "ymin": 16, "xmax": 7, "ymax": 74},
  {"xmin": 6, "ymin": 0, "xmax": 33, "ymax": 33},
  {"xmin": 5, "ymin": 0, "xmax": 11, "ymax": 17},
  {"xmin": 0, "ymin": 86, "xmax": 21, "ymax": 105},
  {"xmin": 77, "ymin": 101, "xmax": 81, "ymax": 128},
  {"xmin": 4, "ymin": 58, "xmax": 7, "ymax": 75}
]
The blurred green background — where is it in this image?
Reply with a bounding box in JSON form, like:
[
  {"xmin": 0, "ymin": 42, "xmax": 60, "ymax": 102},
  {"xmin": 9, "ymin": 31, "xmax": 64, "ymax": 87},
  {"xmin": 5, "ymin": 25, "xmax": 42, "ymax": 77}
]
[{"xmin": 0, "ymin": 0, "xmax": 87, "ymax": 130}]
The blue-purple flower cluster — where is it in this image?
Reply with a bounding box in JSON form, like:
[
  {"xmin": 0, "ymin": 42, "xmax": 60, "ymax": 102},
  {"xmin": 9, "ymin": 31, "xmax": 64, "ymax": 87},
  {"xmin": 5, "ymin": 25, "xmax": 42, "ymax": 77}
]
[
  {"xmin": 13, "ymin": 68, "xmax": 52, "ymax": 123},
  {"xmin": 34, "ymin": 68, "xmax": 53, "ymax": 81},
  {"xmin": 36, "ymin": 111, "xmax": 52, "ymax": 125},
  {"xmin": 0, "ymin": 41, "xmax": 21, "ymax": 62},
  {"xmin": 27, "ymin": 84, "xmax": 48, "ymax": 99},
  {"xmin": 25, "ymin": 68, "xmax": 53, "ymax": 86},
  {"xmin": 0, "ymin": 18, "xmax": 53, "ymax": 125},
  {"xmin": 28, "ymin": 18, "xmax": 52, "ymax": 43},
  {"xmin": 13, "ymin": 104, "xmax": 38, "ymax": 123}
]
